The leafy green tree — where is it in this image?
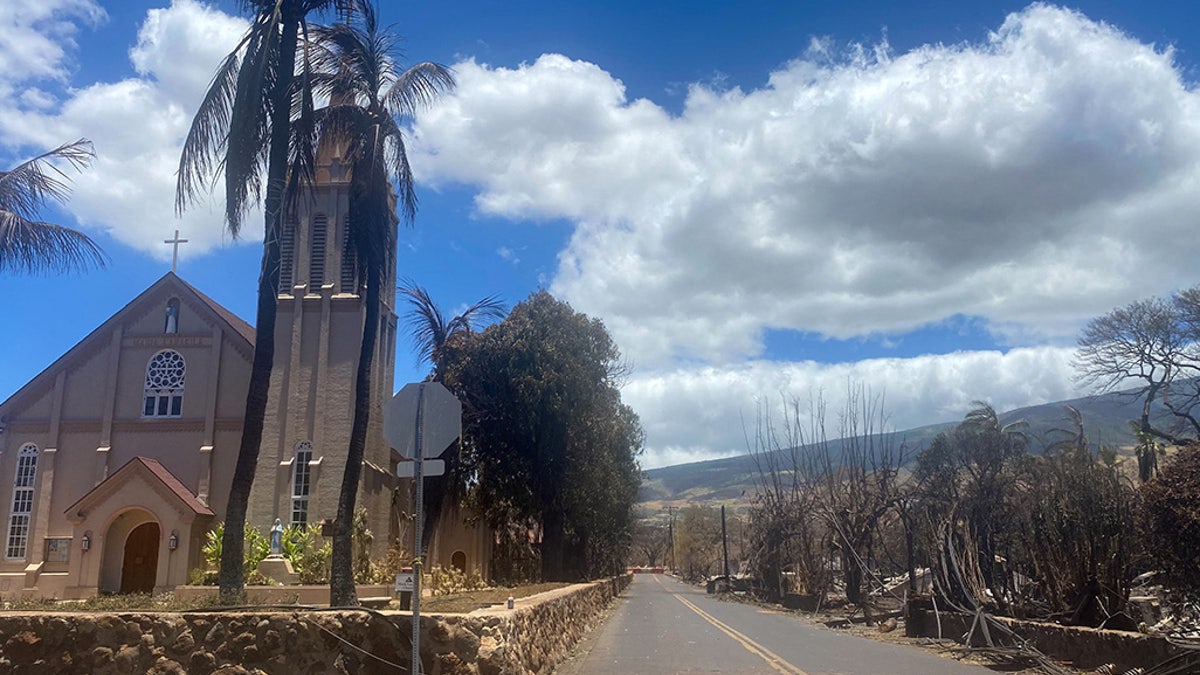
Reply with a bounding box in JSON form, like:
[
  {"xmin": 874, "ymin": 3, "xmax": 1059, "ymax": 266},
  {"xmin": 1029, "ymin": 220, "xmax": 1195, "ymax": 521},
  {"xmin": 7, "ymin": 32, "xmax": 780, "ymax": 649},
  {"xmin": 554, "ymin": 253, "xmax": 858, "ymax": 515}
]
[
  {"xmin": 308, "ymin": 0, "xmax": 453, "ymax": 607},
  {"xmin": 176, "ymin": 0, "xmax": 336, "ymax": 600},
  {"xmin": 397, "ymin": 281, "xmax": 503, "ymax": 563},
  {"xmin": 562, "ymin": 393, "xmax": 642, "ymax": 577},
  {"xmin": 442, "ymin": 291, "xmax": 642, "ymax": 581},
  {"xmin": 0, "ymin": 139, "xmax": 105, "ymax": 274}
]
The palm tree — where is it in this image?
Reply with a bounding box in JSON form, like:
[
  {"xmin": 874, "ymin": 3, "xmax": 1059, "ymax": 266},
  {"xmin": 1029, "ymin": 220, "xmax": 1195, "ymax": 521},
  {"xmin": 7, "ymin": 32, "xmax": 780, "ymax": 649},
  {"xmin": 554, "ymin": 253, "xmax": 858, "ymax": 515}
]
[
  {"xmin": 400, "ymin": 282, "xmax": 505, "ymax": 380},
  {"xmin": 309, "ymin": 2, "xmax": 454, "ymax": 606},
  {"xmin": 176, "ymin": 0, "xmax": 336, "ymax": 600},
  {"xmin": 398, "ymin": 281, "xmax": 504, "ymax": 564},
  {"xmin": 0, "ymin": 139, "xmax": 105, "ymax": 274}
]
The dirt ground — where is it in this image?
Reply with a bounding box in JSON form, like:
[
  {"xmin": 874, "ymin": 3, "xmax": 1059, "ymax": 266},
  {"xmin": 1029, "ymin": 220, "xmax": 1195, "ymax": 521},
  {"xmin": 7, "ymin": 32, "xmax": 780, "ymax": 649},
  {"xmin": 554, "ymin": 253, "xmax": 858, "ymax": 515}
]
[{"xmin": 414, "ymin": 582, "xmax": 570, "ymax": 614}]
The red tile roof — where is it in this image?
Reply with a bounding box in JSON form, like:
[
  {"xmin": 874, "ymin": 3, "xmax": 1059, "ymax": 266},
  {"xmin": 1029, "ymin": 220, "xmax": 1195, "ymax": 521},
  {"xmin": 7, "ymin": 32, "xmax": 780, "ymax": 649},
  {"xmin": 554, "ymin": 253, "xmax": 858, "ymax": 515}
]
[{"xmin": 65, "ymin": 456, "xmax": 214, "ymax": 518}]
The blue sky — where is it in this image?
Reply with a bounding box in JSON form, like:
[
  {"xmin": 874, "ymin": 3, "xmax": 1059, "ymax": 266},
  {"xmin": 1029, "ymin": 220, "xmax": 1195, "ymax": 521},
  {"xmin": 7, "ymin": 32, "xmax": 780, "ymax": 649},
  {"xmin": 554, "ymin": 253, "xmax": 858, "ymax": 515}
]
[{"xmin": 3, "ymin": 1, "xmax": 1200, "ymax": 468}]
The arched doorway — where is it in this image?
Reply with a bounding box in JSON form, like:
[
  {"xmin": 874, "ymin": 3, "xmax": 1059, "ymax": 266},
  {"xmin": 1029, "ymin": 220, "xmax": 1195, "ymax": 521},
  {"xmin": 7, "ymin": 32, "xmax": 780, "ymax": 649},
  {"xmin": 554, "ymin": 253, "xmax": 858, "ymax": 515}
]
[
  {"xmin": 120, "ymin": 522, "xmax": 160, "ymax": 594},
  {"xmin": 451, "ymin": 550, "xmax": 467, "ymax": 573}
]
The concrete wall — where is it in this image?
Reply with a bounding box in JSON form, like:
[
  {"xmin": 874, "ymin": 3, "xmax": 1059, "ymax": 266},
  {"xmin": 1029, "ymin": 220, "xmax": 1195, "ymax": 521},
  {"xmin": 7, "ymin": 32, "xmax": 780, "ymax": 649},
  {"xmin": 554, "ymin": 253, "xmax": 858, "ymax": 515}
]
[
  {"xmin": 906, "ymin": 602, "xmax": 1186, "ymax": 672},
  {"xmin": 0, "ymin": 574, "xmax": 632, "ymax": 674}
]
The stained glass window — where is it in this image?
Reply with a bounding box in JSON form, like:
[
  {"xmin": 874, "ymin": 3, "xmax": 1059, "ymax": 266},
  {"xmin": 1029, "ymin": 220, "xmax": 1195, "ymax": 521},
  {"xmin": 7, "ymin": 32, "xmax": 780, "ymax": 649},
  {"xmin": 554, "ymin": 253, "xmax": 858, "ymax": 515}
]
[{"xmin": 144, "ymin": 350, "xmax": 185, "ymax": 418}]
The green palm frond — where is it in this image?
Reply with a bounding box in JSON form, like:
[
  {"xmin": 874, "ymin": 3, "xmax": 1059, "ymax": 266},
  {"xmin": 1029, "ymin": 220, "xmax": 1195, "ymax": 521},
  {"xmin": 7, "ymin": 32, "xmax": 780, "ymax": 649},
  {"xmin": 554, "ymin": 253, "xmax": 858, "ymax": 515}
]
[
  {"xmin": 176, "ymin": 1, "xmax": 329, "ymax": 235},
  {"xmin": 399, "ymin": 282, "xmax": 451, "ymax": 363},
  {"xmin": 308, "ymin": 0, "xmax": 453, "ymax": 227},
  {"xmin": 176, "ymin": 45, "xmax": 246, "ymax": 215},
  {"xmin": 386, "ymin": 62, "xmax": 456, "ymax": 117},
  {"xmin": 0, "ymin": 139, "xmax": 106, "ymax": 274},
  {"xmin": 398, "ymin": 281, "xmax": 506, "ymax": 373}
]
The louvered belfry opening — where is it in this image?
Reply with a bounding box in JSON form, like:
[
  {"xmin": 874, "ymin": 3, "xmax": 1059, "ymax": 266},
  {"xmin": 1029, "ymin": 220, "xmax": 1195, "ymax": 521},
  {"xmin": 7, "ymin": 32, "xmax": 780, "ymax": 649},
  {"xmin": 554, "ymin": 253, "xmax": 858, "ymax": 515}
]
[
  {"xmin": 340, "ymin": 218, "xmax": 358, "ymax": 294},
  {"xmin": 278, "ymin": 219, "xmax": 296, "ymax": 295},
  {"xmin": 309, "ymin": 215, "xmax": 327, "ymax": 289}
]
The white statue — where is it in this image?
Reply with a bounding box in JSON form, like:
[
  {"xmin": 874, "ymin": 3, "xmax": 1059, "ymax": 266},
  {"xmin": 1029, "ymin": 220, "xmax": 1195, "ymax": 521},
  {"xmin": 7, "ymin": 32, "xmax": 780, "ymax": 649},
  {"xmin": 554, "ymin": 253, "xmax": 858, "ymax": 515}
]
[{"xmin": 270, "ymin": 518, "xmax": 283, "ymax": 556}]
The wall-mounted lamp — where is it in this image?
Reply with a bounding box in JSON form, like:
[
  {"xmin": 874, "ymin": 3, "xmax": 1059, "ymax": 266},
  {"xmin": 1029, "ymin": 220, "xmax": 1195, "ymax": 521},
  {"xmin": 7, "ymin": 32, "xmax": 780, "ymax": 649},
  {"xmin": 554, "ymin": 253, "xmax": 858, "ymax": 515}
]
[
  {"xmin": 80, "ymin": 533, "xmax": 90, "ymax": 552},
  {"xmin": 168, "ymin": 531, "xmax": 178, "ymax": 551}
]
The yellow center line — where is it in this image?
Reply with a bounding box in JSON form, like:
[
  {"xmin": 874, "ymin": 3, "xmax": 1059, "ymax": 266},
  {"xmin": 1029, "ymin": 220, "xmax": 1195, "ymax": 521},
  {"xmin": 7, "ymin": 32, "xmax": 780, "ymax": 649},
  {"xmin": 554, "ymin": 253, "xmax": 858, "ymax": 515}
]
[{"xmin": 654, "ymin": 576, "xmax": 809, "ymax": 675}]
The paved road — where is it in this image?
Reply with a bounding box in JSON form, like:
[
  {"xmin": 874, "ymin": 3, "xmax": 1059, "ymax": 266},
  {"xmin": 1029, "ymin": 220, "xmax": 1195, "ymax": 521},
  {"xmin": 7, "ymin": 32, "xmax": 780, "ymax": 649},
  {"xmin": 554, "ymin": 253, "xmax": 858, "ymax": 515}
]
[{"xmin": 558, "ymin": 574, "xmax": 994, "ymax": 675}]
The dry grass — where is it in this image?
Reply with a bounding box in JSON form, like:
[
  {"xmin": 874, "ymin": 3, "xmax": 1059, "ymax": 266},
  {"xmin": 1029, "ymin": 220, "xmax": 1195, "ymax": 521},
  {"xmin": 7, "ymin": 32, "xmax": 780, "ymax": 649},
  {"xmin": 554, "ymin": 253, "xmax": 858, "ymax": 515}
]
[
  {"xmin": 0, "ymin": 582, "xmax": 574, "ymax": 615},
  {"xmin": 420, "ymin": 582, "xmax": 570, "ymax": 614},
  {"xmin": 0, "ymin": 592, "xmax": 228, "ymax": 613}
]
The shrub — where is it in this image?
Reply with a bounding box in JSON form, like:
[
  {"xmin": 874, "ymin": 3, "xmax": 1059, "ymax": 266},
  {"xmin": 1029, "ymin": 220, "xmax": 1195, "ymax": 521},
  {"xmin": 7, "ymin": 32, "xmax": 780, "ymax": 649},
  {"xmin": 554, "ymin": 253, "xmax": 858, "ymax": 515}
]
[
  {"xmin": 352, "ymin": 508, "xmax": 375, "ymax": 584},
  {"xmin": 192, "ymin": 521, "xmax": 294, "ymax": 585},
  {"xmin": 290, "ymin": 525, "xmax": 331, "ymax": 584},
  {"xmin": 427, "ymin": 564, "xmax": 488, "ymax": 596},
  {"xmin": 366, "ymin": 539, "xmax": 411, "ymax": 585},
  {"xmin": 1141, "ymin": 446, "xmax": 1200, "ymax": 595}
]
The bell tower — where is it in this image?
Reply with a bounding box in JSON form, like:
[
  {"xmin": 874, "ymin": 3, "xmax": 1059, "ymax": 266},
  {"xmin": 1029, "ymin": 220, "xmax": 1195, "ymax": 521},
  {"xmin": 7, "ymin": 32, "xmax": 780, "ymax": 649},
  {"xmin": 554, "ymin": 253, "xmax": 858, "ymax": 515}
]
[{"xmin": 248, "ymin": 140, "xmax": 399, "ymax": 553}]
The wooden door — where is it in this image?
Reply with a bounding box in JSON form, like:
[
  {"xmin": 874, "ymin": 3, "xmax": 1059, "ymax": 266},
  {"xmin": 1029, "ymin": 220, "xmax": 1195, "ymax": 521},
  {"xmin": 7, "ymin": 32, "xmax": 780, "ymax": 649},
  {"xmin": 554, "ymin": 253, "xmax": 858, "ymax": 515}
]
[{"xmin": 120, "ymin": 522, "xmax": 160, "ymax": 594}]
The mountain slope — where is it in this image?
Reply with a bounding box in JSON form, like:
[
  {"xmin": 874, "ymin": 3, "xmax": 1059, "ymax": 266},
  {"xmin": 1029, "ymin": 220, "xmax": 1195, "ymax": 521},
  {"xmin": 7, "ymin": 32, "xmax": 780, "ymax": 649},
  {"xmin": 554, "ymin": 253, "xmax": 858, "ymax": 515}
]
[{"xmin": 639, "ymin": 387, "xmax": 1160, "ymax": 505}]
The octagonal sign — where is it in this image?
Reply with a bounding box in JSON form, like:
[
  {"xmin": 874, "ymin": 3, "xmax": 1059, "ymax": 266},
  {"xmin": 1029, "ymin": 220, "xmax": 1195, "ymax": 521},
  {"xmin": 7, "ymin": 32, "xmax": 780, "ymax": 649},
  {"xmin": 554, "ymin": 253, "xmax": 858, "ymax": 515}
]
[{"xmin": 384, "ymin": 382, "xmax": 462, "ymax": 459}]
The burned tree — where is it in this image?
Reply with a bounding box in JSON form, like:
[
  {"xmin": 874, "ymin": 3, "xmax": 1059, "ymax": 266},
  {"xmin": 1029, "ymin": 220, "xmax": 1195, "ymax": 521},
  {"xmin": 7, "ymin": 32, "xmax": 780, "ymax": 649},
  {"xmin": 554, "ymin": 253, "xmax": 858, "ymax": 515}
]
[
  {"xmin": 745, "ymin": 399, "xmax": 830, "ymax": 602},
  {"xmin": 917, "ymin": 403, "xmax": 1028, "ymax": 614},
  {"xmin": 1076, "ymin": 288, "xmax": 1200, "ymax": 468},
  {"xmin": 746, "ymin": 388, "xmax": 907, "ymax": 605}
]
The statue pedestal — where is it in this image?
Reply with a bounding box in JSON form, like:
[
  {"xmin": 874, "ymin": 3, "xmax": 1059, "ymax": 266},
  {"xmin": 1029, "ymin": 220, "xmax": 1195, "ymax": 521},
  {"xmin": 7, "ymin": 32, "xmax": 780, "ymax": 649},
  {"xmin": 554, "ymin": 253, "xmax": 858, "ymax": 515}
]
[{"xmin": 257, "ymin": 555, "xmax": 297, "ymax": 585}]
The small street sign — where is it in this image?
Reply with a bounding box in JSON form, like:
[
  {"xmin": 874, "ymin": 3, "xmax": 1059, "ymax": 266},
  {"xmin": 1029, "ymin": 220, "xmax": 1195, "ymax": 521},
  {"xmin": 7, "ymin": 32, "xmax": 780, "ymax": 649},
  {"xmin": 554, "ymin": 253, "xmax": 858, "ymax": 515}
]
[
  {"xmin": 394, "ymin": 572, "xmax": 415, "ymax": 594},
  {"xmin": 396, "ymin": 459, "xmax": 445, "ymax": 478}
]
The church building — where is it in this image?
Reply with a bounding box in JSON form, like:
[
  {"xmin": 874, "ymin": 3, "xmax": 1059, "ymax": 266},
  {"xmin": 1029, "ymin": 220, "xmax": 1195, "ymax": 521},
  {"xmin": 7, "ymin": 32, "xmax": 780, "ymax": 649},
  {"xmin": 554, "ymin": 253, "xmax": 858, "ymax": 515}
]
[{"xmin": 0, "ymin": 150, "xmax": 489, "ymax": 598}]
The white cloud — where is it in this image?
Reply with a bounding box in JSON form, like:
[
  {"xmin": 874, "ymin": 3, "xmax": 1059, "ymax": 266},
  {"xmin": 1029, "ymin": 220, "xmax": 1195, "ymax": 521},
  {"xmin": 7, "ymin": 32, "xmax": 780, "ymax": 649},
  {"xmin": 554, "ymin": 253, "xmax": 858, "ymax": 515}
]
[
  {"xmin": 0, "ymin": 0, "xmax": 106, "ymax": 93},
  {"xmin": 497, "ymin": 246, "xmax": 520, "ymax": 264},
  {"xmin": 0, "ymin": 0, "xmax": 249, "ymax": 259},
  {"xmin": 4, "ymin": 1, "xmax": 1190, "ymax": 469},
  {"xmin": 626, "ymin": 346, "xmax": 1085, "ymax": 469},
  {"xmin": 411, "ymin": 5, "xmax": 1200, "ymax": 369}
]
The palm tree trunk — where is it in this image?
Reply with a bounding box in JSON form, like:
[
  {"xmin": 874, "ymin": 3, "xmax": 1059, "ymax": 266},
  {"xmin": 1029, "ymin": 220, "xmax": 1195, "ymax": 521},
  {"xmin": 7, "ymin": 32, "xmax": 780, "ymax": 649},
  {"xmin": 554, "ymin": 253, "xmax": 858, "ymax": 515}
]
[
  {"xmin": 331, "ymin": 265, "xmax": 380, "ymax": 606},
  {"xmin": 218, "ymin": 8, "xmax": 298, "ymax": 601}
]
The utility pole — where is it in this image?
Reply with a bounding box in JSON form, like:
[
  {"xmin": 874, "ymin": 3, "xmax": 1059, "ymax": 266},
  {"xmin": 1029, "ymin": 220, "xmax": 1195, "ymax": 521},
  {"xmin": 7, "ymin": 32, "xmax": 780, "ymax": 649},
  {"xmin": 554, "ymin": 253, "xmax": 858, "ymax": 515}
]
[
  {"xmin": 665, "ymin": 506, "xmax": 678, "ymax": 574},
  {"xmin": 721, "ymin": 504, "xmax": 730, "ymax": 582}
]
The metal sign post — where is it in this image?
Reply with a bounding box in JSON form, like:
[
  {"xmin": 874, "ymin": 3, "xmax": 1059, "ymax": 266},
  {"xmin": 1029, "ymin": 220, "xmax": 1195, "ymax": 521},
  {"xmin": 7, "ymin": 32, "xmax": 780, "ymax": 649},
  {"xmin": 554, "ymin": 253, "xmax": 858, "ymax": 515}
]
[
  {"xmin": 411, "ymin": 384, "xmax": 426, "ymax": 675},
  {"xmin": 384, "ymin": 382, "xmax": 461, "ymax": 675}
]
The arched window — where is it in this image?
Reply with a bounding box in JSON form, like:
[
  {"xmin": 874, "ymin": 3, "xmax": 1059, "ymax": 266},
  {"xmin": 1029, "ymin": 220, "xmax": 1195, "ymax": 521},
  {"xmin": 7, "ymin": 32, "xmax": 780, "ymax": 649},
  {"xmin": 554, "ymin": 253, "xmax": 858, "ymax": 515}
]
[
  {"xmin": 290, "ymin": 442, "xmax": 313, "ymax": 526},
  {"xmin": 164, "ymin": 298, "xmax": 180, "ymax": 334},
  {"xmin": 5, "ymin": 444, "xmax": 38, "ymax": 560},
  {"xmin": 144, "ymin": 350, "xmax": 185, "ymax": 418}
]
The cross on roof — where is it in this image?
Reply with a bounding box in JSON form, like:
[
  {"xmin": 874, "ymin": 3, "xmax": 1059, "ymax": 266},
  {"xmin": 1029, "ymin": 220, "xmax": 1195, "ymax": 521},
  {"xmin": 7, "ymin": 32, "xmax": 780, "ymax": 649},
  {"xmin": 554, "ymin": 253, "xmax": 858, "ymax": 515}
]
[{"xmin": 164, "ymin": 230, "xmax": 188, "ymax": 273}]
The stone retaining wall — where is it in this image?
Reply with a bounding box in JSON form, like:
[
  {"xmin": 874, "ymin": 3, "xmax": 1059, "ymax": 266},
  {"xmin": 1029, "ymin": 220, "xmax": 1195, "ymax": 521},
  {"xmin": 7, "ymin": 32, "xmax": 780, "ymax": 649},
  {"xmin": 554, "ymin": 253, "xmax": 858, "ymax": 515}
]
[
  {"xmin": 906, "ymin": 601, "xmax": 1185, "ymax": 672},
  {"xmin": 0, "ymin": 574, "xmax": 631, "ymax": 674}
]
